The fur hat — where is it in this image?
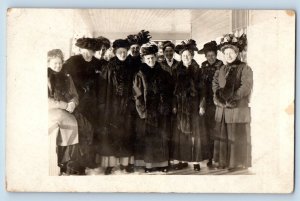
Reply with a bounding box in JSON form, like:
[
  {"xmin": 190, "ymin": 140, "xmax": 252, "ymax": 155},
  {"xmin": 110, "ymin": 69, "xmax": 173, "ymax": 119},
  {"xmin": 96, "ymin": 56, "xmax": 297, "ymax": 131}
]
[
  {"xmin": 218, "ymin": 33, "xmax": 247, "ymax": 53},
  {"xmin": 162, "ymin": 41, "xmax": 175, "ymax": 51},
  {"xmin": 198, "ymin": 41, "xmax": 218, "ymax": 54},
  {"xmin": 75, "ymin": 37, "xmax": 102, "ymax": 51},
  {"xmin": 140, "ymin": 43, "xmax": 158, "ymax": 56},
  {"xmin": 96, "ymin": 36, "xmax": 111, "ymax": 49},
  {"xmin": 175, "ymin": 39, "xmax": 198, "ymax": 55},
  {"xmin": 127, "ymin": 30, "xmax": 152, "ymax": 46},
  {"xmin": 112, "ymin": 39, "xmax": 130, "ymax": 50}
]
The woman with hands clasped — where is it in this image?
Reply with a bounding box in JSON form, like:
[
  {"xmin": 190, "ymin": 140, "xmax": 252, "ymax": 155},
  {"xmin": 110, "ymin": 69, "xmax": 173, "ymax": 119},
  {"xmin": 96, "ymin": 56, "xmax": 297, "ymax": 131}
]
[{"xmin": 48, "ymin": 49, "xmax": 93, "ymax": 175}]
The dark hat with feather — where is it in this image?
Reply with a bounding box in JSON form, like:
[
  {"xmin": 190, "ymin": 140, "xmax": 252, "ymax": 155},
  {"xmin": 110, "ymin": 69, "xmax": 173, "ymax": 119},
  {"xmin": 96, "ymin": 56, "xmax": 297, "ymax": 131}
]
[
  {"xmin": 75, "ymin": 37, "xmax": 103, "ymax": 51},
  {"xmin": 175, "ymin": 39, "xmax": 198, "ymax": 55},
  {"xmin": 127, "ymin": 30, "xmax": 152, "ymax": 46},
  {"xmin": 198, "ymin": 41, "xmax": 218, "ymax": 54},
  {"xmin": 96, "ymin": 36, "xmax": 111, "ymax": 49},
  {"xmin": 218, "ymin": 33, "xmax": 247, "ymax": 53},
  {"xmin": 112, "ymin": 39, "xmax": 130, "ymax": 50},
  {"xmin": 140, "ymin": 43, "xmax": 158, "ymax": 56},
  {"xmin": 162, "ymin": 40, "xmax": 175, "ymax": 51}
]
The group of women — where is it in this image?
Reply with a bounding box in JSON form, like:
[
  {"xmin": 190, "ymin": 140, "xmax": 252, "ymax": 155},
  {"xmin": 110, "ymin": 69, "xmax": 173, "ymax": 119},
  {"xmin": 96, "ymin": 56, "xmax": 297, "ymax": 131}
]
[{"xmin": 48, "ymin": 30, "xmax": 253, "ymax": 175}]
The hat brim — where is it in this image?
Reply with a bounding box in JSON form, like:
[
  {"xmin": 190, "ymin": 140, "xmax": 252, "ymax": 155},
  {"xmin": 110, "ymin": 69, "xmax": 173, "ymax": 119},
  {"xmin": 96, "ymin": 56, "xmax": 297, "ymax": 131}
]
[{"xmin": 220, "ymin": 44, "xmax": 239, "ymax": 53}]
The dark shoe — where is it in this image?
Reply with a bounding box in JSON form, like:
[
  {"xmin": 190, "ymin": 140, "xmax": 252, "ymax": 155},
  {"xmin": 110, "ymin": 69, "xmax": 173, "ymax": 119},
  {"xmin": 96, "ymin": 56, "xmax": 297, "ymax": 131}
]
[
  {"xmin": 120, "ymin": 164, "xmax": 126, "ymax": 170},
  {"xmin": 105, "ymin": 167, "xmax": 113, "ymax": 175},
  {"xmin": 145, "ymin": 168, "xmax": 153, "ymax": 173},
  {"xmin": 125, "ymin": 164, "xmax": 135, "ymax": 173},
  {"xmin": 171, "ymin": 163, "xmax": 180, "ymax": 170},
  {"xmin": 179, "ymin": 162, "xmax": 188, "ymax": 169},
  {"xmin": 194, "ymin": 164, "xmax": 201, "ymax": 171},
  {"xmin": 207, "ymin": 160, "xmax": 213, "ymax": 167},
  {"xmin": 160, "ymin": 166, "xmax": 168, "ymax": 173}
]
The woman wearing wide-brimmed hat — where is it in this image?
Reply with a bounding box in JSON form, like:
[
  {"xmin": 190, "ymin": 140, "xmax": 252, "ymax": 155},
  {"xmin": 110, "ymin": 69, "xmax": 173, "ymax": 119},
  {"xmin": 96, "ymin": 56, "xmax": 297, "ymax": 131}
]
[
  {"xmin": 101, "ymin": 39, "xmax": 137, "ymax": 175},
  {"xmin": 92, "ymin": 36, "xmax": 112, "ymax": 167},
  {"xmin": 133, "ymin": 43, "xmax": 173, "ymax": 173},
  {"xmin": 63, "ymin": 37, "xmax": 104, "ymax": 169},
  {"xmin": 198, "ymin": 41, "xmax": 223, "ymax": 167},
  {"xmin": 212, "ymin": 33, "xmax": 252, "ymax": 171},
  {"xmin": 171, "ymin": 40, "xmax": 209, "ymax": 171}
]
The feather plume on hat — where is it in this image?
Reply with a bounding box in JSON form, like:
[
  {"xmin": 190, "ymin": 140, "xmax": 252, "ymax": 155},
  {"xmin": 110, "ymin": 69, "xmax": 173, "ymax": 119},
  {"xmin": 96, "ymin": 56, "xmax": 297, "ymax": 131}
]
[{"xmin": 127, "ymin": 30, "xmax": 152, "ymax": 46}]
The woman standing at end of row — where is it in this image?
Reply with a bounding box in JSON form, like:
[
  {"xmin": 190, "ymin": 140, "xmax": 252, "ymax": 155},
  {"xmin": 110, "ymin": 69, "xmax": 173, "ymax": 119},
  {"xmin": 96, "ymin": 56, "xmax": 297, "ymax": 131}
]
[{"xmin": 213, "ymin": 34, "xmax": 252, "ymax": 171}]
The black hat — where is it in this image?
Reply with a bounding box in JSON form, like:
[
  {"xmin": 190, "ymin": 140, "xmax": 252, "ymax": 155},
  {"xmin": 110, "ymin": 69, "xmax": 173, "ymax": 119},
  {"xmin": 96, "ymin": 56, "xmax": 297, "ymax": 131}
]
[
  {"xmin": 218, "ymin": 33, "xmax": 247, "ymax": 53},
  {"xmin": 198, "ymin": 41, "xmax": 218, "ymax": 54},
  {"xmin": 75, "ymin": 37, "xmax": 102, "ymax": 51},
  {"xmin": 175, "ymin": 39, "xmax": 198, "ymax": 55},
  {"xmin": 140, "ymin": 43, "xmax": 158, "ymax": 56},
  {"xmin": 112, "ymin": 39, "xmax": 130, "ymax": 50},
  {"xmin": 162, "ymin": 41, "xmax": 175, "ymax": 51},
  {"xmin": 96, "ymin": 36, "xmax": 111, "ymax": 49},
  {"xmin": 127, "ymin": 30, "xmax": 152, "ymax": 46}
]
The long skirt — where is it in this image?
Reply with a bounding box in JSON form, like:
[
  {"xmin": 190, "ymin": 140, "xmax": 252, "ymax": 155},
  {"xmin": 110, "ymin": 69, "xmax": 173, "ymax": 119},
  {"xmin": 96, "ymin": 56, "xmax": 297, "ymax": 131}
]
[
  {"xmin": 99, "ymin": 100, "xmax": 135, "ymax": 158},
  {"xmin": 204, "ymin": 105, "xmax": 217, "ymax": 160},
  {"xmin": 143, "ymin": 115, "xmax": 170, "ymax": 165},
  {"xmin": 134, "ymin": 118, "xmax": 146, "ymax": 161},
  {"xmin": 213, "ymin": 115, "xmax": 252, "ymax": 168},
  {"xmin": 171, "ymin": 114, "xmax": 209, "ymax": 162}
]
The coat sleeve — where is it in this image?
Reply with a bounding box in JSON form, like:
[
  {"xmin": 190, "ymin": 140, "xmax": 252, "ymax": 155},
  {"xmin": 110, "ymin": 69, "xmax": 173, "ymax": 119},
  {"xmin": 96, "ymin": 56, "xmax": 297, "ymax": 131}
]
[
  {"xmin": 103, "ymin": 63, "xmax": 114, "ymax": 124},
  {"xmin": 212, "ymin": 69, "xmax": 225, "ymax": 107},
  {"xmin": 133, "ymin": 72, "xmax": 146, "ymax": 119},
  {"xmin": 199, "ymin": 68, "xmax": 206, "ymax": 109},
  {"xmin": 232, "ymin": 66, "xmax": 253, "ymax": 100},
  {"xmin": 68, "ymin": 75, "xmax": 79, "ymax": 107}
]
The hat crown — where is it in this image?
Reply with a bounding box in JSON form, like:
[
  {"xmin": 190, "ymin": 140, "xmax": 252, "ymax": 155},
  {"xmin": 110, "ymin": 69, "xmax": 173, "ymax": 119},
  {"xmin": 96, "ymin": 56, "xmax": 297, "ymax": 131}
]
[
  {"xmin": 127, "ymin": 30, "xmax": 151, "ymax": 46},
  {"xmin": 218, "ymin": 33, "xmax": 247, "ymax": 52},
  {"xmin": 112, "ymin": 39, "xmax": 130, "ymax": 49},
  {"xmin": 175, "ymin": 39, "xmax": 198, "ymax": 54},
  {"xmin": 75, "ymin": 37, "xmax": 102, "ymax": 51}
]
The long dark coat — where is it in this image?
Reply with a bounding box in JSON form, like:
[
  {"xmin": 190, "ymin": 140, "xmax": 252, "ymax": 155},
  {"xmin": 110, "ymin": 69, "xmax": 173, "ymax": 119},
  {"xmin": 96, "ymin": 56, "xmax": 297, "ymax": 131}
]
[
  {"xmin": 100, "ymin": 56, "xmax": 137, "ymax": 157},
  {"xmin": 171, "ymin": 60, "xmax": 209, "ymax": 162},
  {"xmin": 133, "ymin": 63, "xmax": 173, "ymax": 163},
  {"xmin": 126, "ymin": 55, "xmax": 144, "ymax": 160},
  {"xmin": 200, "ymin": 59, "xmax": 223, "ymax": 159},
  {"xmin": 63, "ymin": 55, "xmax": 101, "ymax": 129},
  {"xmin": 62, "ymin": 55, "xmax": 102, "ymax": 167}
]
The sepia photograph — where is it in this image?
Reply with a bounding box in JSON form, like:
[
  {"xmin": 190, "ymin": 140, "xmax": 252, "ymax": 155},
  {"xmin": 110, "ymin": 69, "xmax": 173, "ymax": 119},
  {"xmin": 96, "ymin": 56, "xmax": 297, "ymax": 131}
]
[{"xmin": 6, "ymin": 8, "xmax": 295, "ymax": 193}]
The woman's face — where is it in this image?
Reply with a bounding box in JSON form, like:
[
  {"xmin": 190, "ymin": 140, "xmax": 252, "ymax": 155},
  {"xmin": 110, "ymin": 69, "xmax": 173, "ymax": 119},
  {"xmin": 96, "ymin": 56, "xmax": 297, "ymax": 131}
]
[
  {"xmin": 48, "ymin": 57, "xmax": 63, "ymax": 72},
  {"xmin": 80, "ymin": 48, "xmax": 95, "ymax": 62},
  {"xmin": 115, "ymin": 47, "xmax": 128, "ymax": 61},
  {"xmin": 224, "ymin": 48, "xmax": 238, "ymax": 64},
  {"xmin": 205, "ymin": 51, "xmax": 217, "ymax": 64},
  {"xmin": 181, "ymin": 50, "xmax": 193, "ymax": 67},
  {"xmin": 164, "ymin": 47, "xmax": 174, "ymax": 61},
  {"xmin": 95, "ymin": 45, "xmax": 107, "ymax": 60},
  {"xmin": 144, "ymin": 54, "xmax": 157, "ymax": 67},
  {"xmin": 129, "ymin": 44, "xmax": 140, "ymax": 57}
]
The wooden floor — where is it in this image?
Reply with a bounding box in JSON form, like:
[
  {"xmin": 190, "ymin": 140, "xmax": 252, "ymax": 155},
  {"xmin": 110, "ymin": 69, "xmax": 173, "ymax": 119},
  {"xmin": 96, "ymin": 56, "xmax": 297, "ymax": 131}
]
[{"xmin": 85, "ymin": 162, "xmax": 253, "ymax": 176}]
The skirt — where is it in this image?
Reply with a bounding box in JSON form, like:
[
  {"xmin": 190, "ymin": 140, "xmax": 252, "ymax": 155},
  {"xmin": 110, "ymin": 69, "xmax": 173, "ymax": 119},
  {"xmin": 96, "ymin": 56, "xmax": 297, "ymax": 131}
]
[
  {"xmin": 213, "ymin": 115, "xmax": 252, "ymax": 168},
  {"xmin": 171, "ymin": 113, "xmax": 209, "ymax": 162}
]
